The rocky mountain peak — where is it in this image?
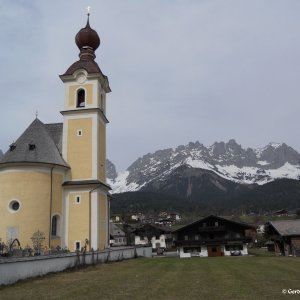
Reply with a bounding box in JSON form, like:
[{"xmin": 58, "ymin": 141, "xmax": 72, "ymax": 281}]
[
  {"xmin": 106, "ymin": 159, "xmax": 117, "ymax": 181},
  {"xmin": 110, "ymin": 140, "xmax": 300, "ymax": 193}
]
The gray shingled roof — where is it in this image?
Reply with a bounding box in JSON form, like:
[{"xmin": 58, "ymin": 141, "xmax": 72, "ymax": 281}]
[
  {"xmin": 269, "ymin": 220, "xmax": 300, "ymax": 236},
  {"xmin": 0, "ymin": 118, "xmax": 69, "ymax": 168},
  {"xmin": 110, "ymin": 223, "xmax": 125, "ymax": 237},
  {"xmin": 45, "ymin": 123, "xmax": 63, "ymax": 153}
]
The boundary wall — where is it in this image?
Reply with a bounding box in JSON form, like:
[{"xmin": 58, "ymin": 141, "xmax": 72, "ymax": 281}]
[{"xmin": 0, "ymin": 246, "xmax": 152, "ymax": 286}]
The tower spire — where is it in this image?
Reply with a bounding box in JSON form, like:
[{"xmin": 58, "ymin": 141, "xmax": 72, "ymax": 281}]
[{"xmin": 75, "ymin": 8, "xmax": 100, "ymax": 61}]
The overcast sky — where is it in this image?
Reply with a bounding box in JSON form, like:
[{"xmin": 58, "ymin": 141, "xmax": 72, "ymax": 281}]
[{"xmin": 0, "ymin": 0, "xmax": 300, "ymax": 171}]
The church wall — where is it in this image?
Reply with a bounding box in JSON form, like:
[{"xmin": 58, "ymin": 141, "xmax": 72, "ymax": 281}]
[
  {"xmin": 0, "ymin": 168, "xmax": 64, "ymax": 249},
  {"xmin": 98, "ymin": 119, "xmax": 106, "ymax": 182},
  {"xmin": 67, "ymin": 191, "xmax": 90, "ymax": 251},
  {"xmin": 50, "ymin": 172, "xmax": 64, "ymax": 249},
  {"xmin": 67, "ymin": 118, "xmax": 93, "ymax": 180},
  {"xmin": 99, "ymin": 192, "xmax": 108, "ymax": 250}
]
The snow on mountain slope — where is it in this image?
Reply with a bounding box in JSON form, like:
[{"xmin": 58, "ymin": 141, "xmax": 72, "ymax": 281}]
[{"xmin": 109, "ymin": 140, "xmax": 300, "ymax": 193}]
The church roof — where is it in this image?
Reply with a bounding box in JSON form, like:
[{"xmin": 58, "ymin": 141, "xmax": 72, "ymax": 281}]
[
  {"xmin": 44, "ymin": 123, "xmax": 63, "ymax": 153},
  {"xmin": 63, "ymin": 59, "xmax": 102, "ymax": 76},
  {"xmin": 0, "ymin": 118, "xmax": 69, "ymax": 168}
]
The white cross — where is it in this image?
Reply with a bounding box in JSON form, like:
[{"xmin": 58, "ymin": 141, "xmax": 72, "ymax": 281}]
[
  {"xmin": 86, "ymin": 6, "xmax": 91, "ymax": 16},
  {"xmin": 35, "ymin": 110, "xmax": 38, "ymax": 119}
]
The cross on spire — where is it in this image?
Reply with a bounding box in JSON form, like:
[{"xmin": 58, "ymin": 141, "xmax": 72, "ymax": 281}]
[{"xmin": 86, "ymin": 6, "xmax": 91, "ymax": 16}]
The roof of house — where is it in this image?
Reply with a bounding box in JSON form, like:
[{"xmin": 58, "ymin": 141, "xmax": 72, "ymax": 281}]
[
  {"xmin": 174, "ymin": 215, "xmax": 255, "ymax": 233},
  {"xmin": 268, "ymin": 220, "xmax": 300, "ymax": 236},
  {"xmin": 134, "ymin": 224, "xmax": 173, "ymax": 234},
  {"xmin": 110, "ymin": 223, "xmax": 126, "ymax": 237},
  {"xmin": 0, "ymin": 118, "xmax": 69, "ymax": 168}
]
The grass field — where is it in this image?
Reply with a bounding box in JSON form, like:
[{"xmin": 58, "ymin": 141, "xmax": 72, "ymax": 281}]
[{"xmin": 1, "ymin": 256, "xmax": 300, "ymax": 300}]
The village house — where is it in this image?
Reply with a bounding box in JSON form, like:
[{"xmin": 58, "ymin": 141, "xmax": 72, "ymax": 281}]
[
  {"xmin": 110, "ymin": 214, "xmax": 122, "ymax": 223},
  {"xmin": 130, "ymin": 213, "xmax": 145, "ymax": 222},
  {"xmin": 109, "ymin": 223, "xmax": 127, "ymax": 247},
  {"xmin": 134, "ymin": 224, "xmax": 173, "ymax": 250},
  {"xmin": 155, "ymin": 218, "xmax": 174, "ymax": 227},
  {"xmin": 264, "ymin": 219, "xmax": 300, "ymax": 256},
  {"xmin": 174, "ymin": 215, "xmax": 254, "ymax": 258}
]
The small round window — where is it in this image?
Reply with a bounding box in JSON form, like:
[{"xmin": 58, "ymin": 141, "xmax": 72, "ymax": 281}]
[{"xmin": 9, "ymin": 200, "xmax": 21, "ymax": 213}]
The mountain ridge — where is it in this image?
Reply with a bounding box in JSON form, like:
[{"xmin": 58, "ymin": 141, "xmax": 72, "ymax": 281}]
[{"xmin": 108, "ymin": 139, "xmax": 300, "ymax": 193}]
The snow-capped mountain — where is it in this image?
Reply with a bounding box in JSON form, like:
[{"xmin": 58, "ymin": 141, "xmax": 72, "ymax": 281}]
[
  {"xmin": 106, "ymin": 159, "xmax": 117, "ymax": 181},
  {"xmin": 110, "ymin": 139, "xmax": 300, "ymax": 193}
]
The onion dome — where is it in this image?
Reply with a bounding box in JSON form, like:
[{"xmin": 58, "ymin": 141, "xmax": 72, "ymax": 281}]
[
  {"xmin": 75, "ymin": 16, "xmax": 100, "ymax": 51},
  {"xmin": 75, "ymin": 16, "xmax": 100, "ymax": 61}
]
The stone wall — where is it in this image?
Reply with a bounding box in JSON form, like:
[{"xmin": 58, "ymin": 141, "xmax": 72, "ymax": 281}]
[{"xmin": 0, "ymin": 246, "xmax": 152, "ymax": 286}]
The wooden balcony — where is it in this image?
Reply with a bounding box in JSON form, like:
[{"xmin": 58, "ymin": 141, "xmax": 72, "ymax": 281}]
[{"xmin": 197, "ymin": 226, "xmax": 226, "ymax": 232}]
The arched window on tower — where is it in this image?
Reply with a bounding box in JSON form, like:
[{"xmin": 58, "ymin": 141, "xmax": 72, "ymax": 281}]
[
  {"xmin": 51, "ymin": 215, "xmax": 60, "ymax": 236},
  {"xmin": 77, "ymin": 89, "xmax": 85, "ymax": 107}
]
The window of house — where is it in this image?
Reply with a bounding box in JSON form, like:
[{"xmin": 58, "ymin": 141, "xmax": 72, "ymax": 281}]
[
  {"xmin": 75, "ymin": 195, "xmax": 81, "ymax": 204},
  {"xmin": 51, "ymin": 215, "xmax": 60, "ymax": 236},
  {"xmin": 215, "ymin": 222, "xmax": 219, "ymax": 227},
  {"xmin": 184, "ymin": 247, "xmax": 201, "ymax": 253},
  {"xmin": 77, "ymin": 89, "xmax": 85, "ymax": 107},
  {"xmin": 209, "ymin": 234, "xmax": 214, "ymax": 239},
  {"xmin": 75, "ymin": 241, "xmax": 81, "ymax": 251},
  {"xmin": 202, "ymin": 222, "xmax": 206, "ymax": 227},
  {"xmin": 184, "ymin": 235, "xmax": 188, "ymax": 240},
  {"xmin": 225, "ymin": 245, "xmax": 243, "ymax": 251},
  {"xmin": 10, "ymin": 144, "xmax": 16, "ymax": 151},
  {"xmin": 28, "ymin": 143, "xmax": 36, "ymax": 150},
  {"xmin": 8, "ymin": 200, "xmax": 21, "ymax": 213},
  {"xmin": 51, "ymin": 216, "xmax": 57, "ymax": 236},
  {"xmin": 195, "ymin": 235, "xmax": 199, "ymax": 240}
]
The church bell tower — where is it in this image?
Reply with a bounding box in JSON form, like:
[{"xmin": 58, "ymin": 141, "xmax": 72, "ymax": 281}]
[{"xmin": 59, "ymin": 12, "xmax": 111, "ymax": 251}]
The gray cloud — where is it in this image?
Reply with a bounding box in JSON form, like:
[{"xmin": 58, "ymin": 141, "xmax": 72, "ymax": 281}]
[{"xmin": 1, "ymin": 0, "xmax": 300, "ymax": 170}]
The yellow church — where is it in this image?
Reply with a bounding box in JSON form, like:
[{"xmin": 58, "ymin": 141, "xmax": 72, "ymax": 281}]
[{"xmin": 0, "ymin": 15, "xmax": 111, "ymax": 252}]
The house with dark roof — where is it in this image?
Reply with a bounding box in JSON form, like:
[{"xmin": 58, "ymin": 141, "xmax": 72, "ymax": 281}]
[
  {"xmin": 0, "ymin": 13, "xmax": 111, "ymax": 252},
  {"xmin": 174, "ymin": 215, "xmax": 254, "ymax": 258},
  {"xmin": 109, "ymin": 223, "xmax": 127, "ymax": 247},
  {"xmin": 265, "ymin": 220, "xmax": 300, "ymax": 256}
]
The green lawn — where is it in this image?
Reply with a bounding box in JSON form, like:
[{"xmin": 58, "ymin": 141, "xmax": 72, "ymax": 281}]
[{"xmin": 1, "ymin": 256, "xmax": 300, "ymax": 300}]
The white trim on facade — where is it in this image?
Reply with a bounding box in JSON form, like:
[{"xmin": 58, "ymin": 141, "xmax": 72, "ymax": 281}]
[
  {"xmin": 90, "ymin": 191, "xmax": 99, "ymax": 250},
  {"xmin": 92, "ymin": 114, "xmax": 98, "ymax": 178},
  {"xmin": 62, "ymin": 191, "xmax": 69, "ymax": 249}
]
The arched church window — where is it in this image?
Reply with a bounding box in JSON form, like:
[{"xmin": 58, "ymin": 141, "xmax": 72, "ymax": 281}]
[
  {"xmin": 51, "ymin": 215, "xmax": 60, "ymax": 236},
  {"xmin": 77, "ymin": 89, "xmax": 85, "ymax": 108}
]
